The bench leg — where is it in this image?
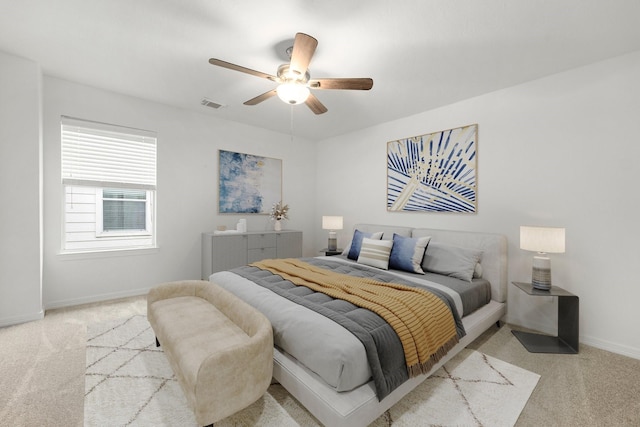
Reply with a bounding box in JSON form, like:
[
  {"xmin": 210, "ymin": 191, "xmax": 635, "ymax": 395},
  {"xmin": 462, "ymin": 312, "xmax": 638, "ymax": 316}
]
[{"xmin": 155, "ymin": 336, "xmax": 160, "ymax": 347}]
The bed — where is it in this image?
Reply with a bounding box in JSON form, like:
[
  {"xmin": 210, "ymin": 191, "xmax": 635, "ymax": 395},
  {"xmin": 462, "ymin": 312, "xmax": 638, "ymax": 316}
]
[{"xmin": 208, "ymin": 224, "xmax": 507, "ymax": 427}]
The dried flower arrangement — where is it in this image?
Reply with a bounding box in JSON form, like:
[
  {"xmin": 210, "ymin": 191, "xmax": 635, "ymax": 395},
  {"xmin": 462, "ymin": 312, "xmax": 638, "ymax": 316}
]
[{"xmin": 269, "ymin": 201, "xmax": 289, "ymax": 221}]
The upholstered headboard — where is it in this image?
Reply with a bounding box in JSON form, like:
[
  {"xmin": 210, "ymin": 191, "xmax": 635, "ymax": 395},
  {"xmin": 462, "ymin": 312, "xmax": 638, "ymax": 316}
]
[{"xmin": 352, "ymin": 224, "xmax": 508, "ymax": 303}]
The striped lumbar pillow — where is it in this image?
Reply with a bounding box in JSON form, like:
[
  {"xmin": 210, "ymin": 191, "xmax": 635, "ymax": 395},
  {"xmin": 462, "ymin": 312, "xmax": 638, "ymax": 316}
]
[{"xmin": 357, "ymin": 237, "xmax": 393, "ymax": 270}]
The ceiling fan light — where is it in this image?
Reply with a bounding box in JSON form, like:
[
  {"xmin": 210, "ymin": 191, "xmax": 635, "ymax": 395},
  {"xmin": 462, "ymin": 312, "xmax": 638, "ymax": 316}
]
[{"xmin": 276, "ymin": 83, "xmax": 310, "ymax": 105}]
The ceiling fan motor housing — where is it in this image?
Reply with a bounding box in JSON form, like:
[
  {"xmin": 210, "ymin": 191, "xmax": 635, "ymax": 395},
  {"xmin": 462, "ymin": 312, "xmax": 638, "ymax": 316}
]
[{"xmin": 277, "ymin": 64, "xmax": 310, "ymax": 84}]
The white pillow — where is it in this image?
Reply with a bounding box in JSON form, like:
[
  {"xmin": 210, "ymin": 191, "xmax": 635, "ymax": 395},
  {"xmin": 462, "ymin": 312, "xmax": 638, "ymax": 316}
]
[
  {"xmin": 473, "ymin": 262, "xmax": 483, "ymax": 278},
  {"xmin": 357, "ymin": 237, "xmax": 393, "ymax": 270}
]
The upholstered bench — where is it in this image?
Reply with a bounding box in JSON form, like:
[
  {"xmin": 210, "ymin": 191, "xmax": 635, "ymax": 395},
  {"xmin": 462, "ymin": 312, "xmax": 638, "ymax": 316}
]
[{"xmin": 147, "ymin": 280, "xmax": 273, "ymax": 426}]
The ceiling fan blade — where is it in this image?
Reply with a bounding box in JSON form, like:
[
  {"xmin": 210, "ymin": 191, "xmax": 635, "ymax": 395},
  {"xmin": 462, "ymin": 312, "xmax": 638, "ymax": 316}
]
[
  {"xmin": 305, "ymin": 93, "xmax": 328, "ymax": 115},
  {"xmin": 209, "ymin": 58, "xmax": 276, "ymax": 82},
  {"xmin": 244, "ymin": 89, "xmax": 278, "ymax": 106},
  {"xmin": 309, "ymin": 78, "xmax": 374, "ymax": 90},
  {"xmin": 289, "ymin": 33, "xmax": 318, "ymax": 76}
]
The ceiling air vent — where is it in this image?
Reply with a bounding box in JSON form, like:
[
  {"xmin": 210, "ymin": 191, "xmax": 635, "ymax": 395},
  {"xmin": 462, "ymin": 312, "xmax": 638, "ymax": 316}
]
[{"xmin": 200, "ymin": 98, "xmax": 226, "ymax": 109}]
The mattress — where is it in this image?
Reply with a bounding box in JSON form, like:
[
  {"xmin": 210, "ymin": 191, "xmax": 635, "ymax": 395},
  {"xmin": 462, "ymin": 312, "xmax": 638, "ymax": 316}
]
[
  {"xmin": 210, "ymin": 256, "xmax": 491, "ymax": 393},
  {"xmin": 272, "ymin": 299, "xmax": 506, "ymax": 427}
]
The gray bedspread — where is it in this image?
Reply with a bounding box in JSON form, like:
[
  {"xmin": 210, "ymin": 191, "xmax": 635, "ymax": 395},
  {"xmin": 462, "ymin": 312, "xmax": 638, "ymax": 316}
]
[{"xmin": 232, "ymin": 257, "xmax": 465, "ymax": 400}]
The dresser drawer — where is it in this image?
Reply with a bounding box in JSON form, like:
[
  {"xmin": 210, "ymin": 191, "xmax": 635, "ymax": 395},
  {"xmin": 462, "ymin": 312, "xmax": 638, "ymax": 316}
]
[
  {"xmin": 202, "ymin": 230, "xmax": 302, "ymax": 279},
  {"xmin": 248, "ymin": 247, "xmax": 277, "ymax": 263},
  {"xmin": 248, "ymin": 233, "xmax": 276, "ymax": 249}
]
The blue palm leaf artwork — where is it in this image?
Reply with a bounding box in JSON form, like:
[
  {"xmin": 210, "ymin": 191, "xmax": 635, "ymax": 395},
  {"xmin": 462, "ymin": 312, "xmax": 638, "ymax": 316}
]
[
  {"xmin": 387, "ymin": 124, "xmax": 477, "ymax": 213},
  {"xmin": 219, "ymin": 150, "xmax": 282, "ymax": 214}
]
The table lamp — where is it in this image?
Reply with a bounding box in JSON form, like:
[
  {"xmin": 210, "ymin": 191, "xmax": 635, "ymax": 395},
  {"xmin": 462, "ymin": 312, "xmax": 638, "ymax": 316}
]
[
  {"xmin": 520, "ymin": 225, "xmax": 566, "ymax": 290},
  {"xmin": 322, "ymin": 216, "xmax": 343, "ymax": 251}
]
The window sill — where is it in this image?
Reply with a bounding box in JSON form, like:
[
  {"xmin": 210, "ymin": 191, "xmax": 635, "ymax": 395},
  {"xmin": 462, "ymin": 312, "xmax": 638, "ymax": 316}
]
[{"xmin": 58, "ymin": 246, "xmax": 159, "ymax": 260}]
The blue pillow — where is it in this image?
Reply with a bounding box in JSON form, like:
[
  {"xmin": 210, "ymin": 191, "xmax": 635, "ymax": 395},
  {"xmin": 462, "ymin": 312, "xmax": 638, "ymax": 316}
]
[
  {"xmin": 347, "ymin": 229, "xmax": 383, "ymax": 260},
  {"xmin": 388, "ymin": 234, "xmax": 431, "ymax": 274}
]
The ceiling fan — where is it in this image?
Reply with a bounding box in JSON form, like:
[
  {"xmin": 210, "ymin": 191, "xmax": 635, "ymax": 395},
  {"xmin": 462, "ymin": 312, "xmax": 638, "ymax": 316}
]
[{"xmin": 208, "ymin": 32, "xmax": 373, "ymax": 115}]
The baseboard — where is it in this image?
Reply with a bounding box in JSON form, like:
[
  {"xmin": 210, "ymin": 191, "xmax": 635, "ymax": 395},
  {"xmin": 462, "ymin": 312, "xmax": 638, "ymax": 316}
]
[
  {"xmin": 0, "ymin": 309, "xmax": 44, "ymax": 328},
  {"xmin": 44, "ymin": 287, "xmax": 150, "ymax": 311},
  {"xmin": 580, "ymin": 334, "xmax": 640, "ymax": 361}
]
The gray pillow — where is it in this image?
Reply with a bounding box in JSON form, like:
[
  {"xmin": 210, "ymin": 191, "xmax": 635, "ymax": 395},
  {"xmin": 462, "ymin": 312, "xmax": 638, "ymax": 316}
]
[{"xmin": 421, "ymin": 242, "xmax": 483, "ymax": 282}]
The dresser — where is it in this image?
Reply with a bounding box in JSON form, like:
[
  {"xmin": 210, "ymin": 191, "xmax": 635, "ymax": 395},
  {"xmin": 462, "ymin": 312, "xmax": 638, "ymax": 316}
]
[{"xmin": 201, "ymin": 230, "xmax": 303, "ymax": 279}]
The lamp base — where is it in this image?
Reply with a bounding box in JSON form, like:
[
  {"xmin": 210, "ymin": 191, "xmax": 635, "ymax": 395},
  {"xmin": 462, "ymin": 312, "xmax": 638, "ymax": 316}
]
[
  {"xmin": 327, "ymin": 231, "xmax": 337, "ymax": 251},
  {"xmin": 531, "ymin": 254, "xmax": 552, "ymax": 290}
]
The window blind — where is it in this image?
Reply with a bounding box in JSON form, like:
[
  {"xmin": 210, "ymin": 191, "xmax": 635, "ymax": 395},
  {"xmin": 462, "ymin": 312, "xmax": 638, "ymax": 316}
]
[
  {"xmin": 102, "ymin": 189, "xmax": 147, "ymax": 231},
  {"xmin": 61, "ymin": 116, "xmax": 157, "ymax": 190}
]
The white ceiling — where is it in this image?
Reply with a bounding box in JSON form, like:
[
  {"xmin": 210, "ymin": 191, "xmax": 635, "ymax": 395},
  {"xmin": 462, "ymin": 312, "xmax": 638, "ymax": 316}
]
[{"xmin": 2, "ymin": 0, "xmax": 640, "ymax": 141}]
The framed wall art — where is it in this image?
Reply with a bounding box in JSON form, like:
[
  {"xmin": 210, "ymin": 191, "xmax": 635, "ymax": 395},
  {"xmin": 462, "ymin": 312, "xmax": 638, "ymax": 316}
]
[
  {"xmin": 218, "ymin": 149, "xmax": 282, "ymax": 214},
  {"xmin": 387, "ymin": 124, "xmax": 477, "ymax": 213}
]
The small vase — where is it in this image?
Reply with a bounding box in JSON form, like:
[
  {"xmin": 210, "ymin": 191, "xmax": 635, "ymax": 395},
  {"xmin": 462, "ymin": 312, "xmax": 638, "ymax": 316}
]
[{"xmin": 274, "ymin": 220, "xmax": 282, "ymax": 231}]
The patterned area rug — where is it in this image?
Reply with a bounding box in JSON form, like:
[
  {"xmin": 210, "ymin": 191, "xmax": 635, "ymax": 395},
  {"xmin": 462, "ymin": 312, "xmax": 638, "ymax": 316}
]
[{"xmin": 85, "ymin": 315, "xmax": 539, "ymax": 426}]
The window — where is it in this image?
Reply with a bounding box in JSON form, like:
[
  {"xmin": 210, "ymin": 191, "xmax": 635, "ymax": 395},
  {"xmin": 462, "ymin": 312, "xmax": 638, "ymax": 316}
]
[
  {"xmin": 97, "ymin": 188, "xmax": 152, "ymax": 235},
  {"xmin": 61, "ymin": 117, "xmax": 157, "ymax": 252}
]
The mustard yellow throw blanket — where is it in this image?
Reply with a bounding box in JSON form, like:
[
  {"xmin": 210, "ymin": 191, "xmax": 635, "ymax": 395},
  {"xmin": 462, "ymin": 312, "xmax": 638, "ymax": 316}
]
[{"xmin": 251, "ymin": 258, "xmax": 459, "ymax": 377}]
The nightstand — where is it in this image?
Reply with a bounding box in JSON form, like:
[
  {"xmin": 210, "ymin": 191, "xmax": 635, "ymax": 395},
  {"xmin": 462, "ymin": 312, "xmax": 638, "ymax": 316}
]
[
  {"xmin": 321, "ymin": 248, "xmax": 343, "ymax": 256},
  {"xmin": 511, "ymin": 281, "xmax": 579, "ymax": 354}
]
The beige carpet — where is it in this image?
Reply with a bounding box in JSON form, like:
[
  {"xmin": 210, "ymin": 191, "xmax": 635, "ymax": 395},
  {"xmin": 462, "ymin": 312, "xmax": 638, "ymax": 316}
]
[
  {"xmin": 0, "ymin": 295, "xmax": 147, "ymax": 427},
  {"xmin": 0, "ymin": 313, "xmax": 86, "ymax": 426},
  {"xmin": 84, "ymin": 315, "xmax": 539, "ymax": 426}
]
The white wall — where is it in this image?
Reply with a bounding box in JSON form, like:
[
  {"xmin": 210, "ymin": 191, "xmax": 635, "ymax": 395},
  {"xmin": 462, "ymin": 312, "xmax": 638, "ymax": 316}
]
[
  {"xmin": 0, "ymin": 51, "xmax": 43, "ymax": 326},
  {"xmin": 43, "ymin": 77, "xmax": 317, "ymax": 308},
  {"xmin": 5, "ymin": 46, "xmax": 639, "ymax": 361},
  {"xmin": 316, "ymin": 50, "xmax": 640, "ymax": 359}
]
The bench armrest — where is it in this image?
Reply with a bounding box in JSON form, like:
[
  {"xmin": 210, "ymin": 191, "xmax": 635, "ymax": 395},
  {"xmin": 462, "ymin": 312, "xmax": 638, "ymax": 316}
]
[{"xmin": 194, "ymin": 321, "xmax": 274, "ymax": 422}]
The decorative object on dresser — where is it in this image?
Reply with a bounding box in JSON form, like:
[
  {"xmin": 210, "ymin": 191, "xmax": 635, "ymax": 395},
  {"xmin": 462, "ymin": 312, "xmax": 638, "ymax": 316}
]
[
  {"xmin": 511, "ymin": 281, "xmax": 579, "ymax": 354},
  {"xmin": 269, "ymin": 201, "xmax": 289, "ymax": 231},
  {"xmin": 218, "ymin": 149, "xmax": 282, "ymax": 214},
  {"xmin": 387, "ymin": 124, "xmax": 478, "ymax": 213},
  {"xmin": 235, "ymin": 218, "xmax": 247, "ymax": 232},
  {"xmin": 201, "ymin": 230, "xmax": 302, "ymax": 279},
  {"xmin": 520, "ymin": 225, "xmax": 566, "ymax": 290},
  {"xmin": 322, "ymin": 215, "xmax": 343, "ymax": 251}
]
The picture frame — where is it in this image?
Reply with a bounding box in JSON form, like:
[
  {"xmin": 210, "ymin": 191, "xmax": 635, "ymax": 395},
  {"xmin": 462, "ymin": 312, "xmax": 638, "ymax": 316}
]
[
  {"xmin": 387, "ymin": 124, "xmax": 477, "ymax": 213},
  {"xmin": 218, "ymin": 149, "xmax": 282, "ymax": 214}
]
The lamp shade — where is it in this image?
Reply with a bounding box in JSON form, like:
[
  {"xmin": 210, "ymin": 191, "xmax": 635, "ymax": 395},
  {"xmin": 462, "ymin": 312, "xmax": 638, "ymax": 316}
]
[
  {"xmin": 520, "ymin": 226, "xmax": 565, "ymax": 253},
  {"xmin": 322, "ymin": 216, "xmax": 343, "ymax": 230},
  {"xmin": 277, "ymin": 82, "xmax": 310, "ymax": 105}
]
